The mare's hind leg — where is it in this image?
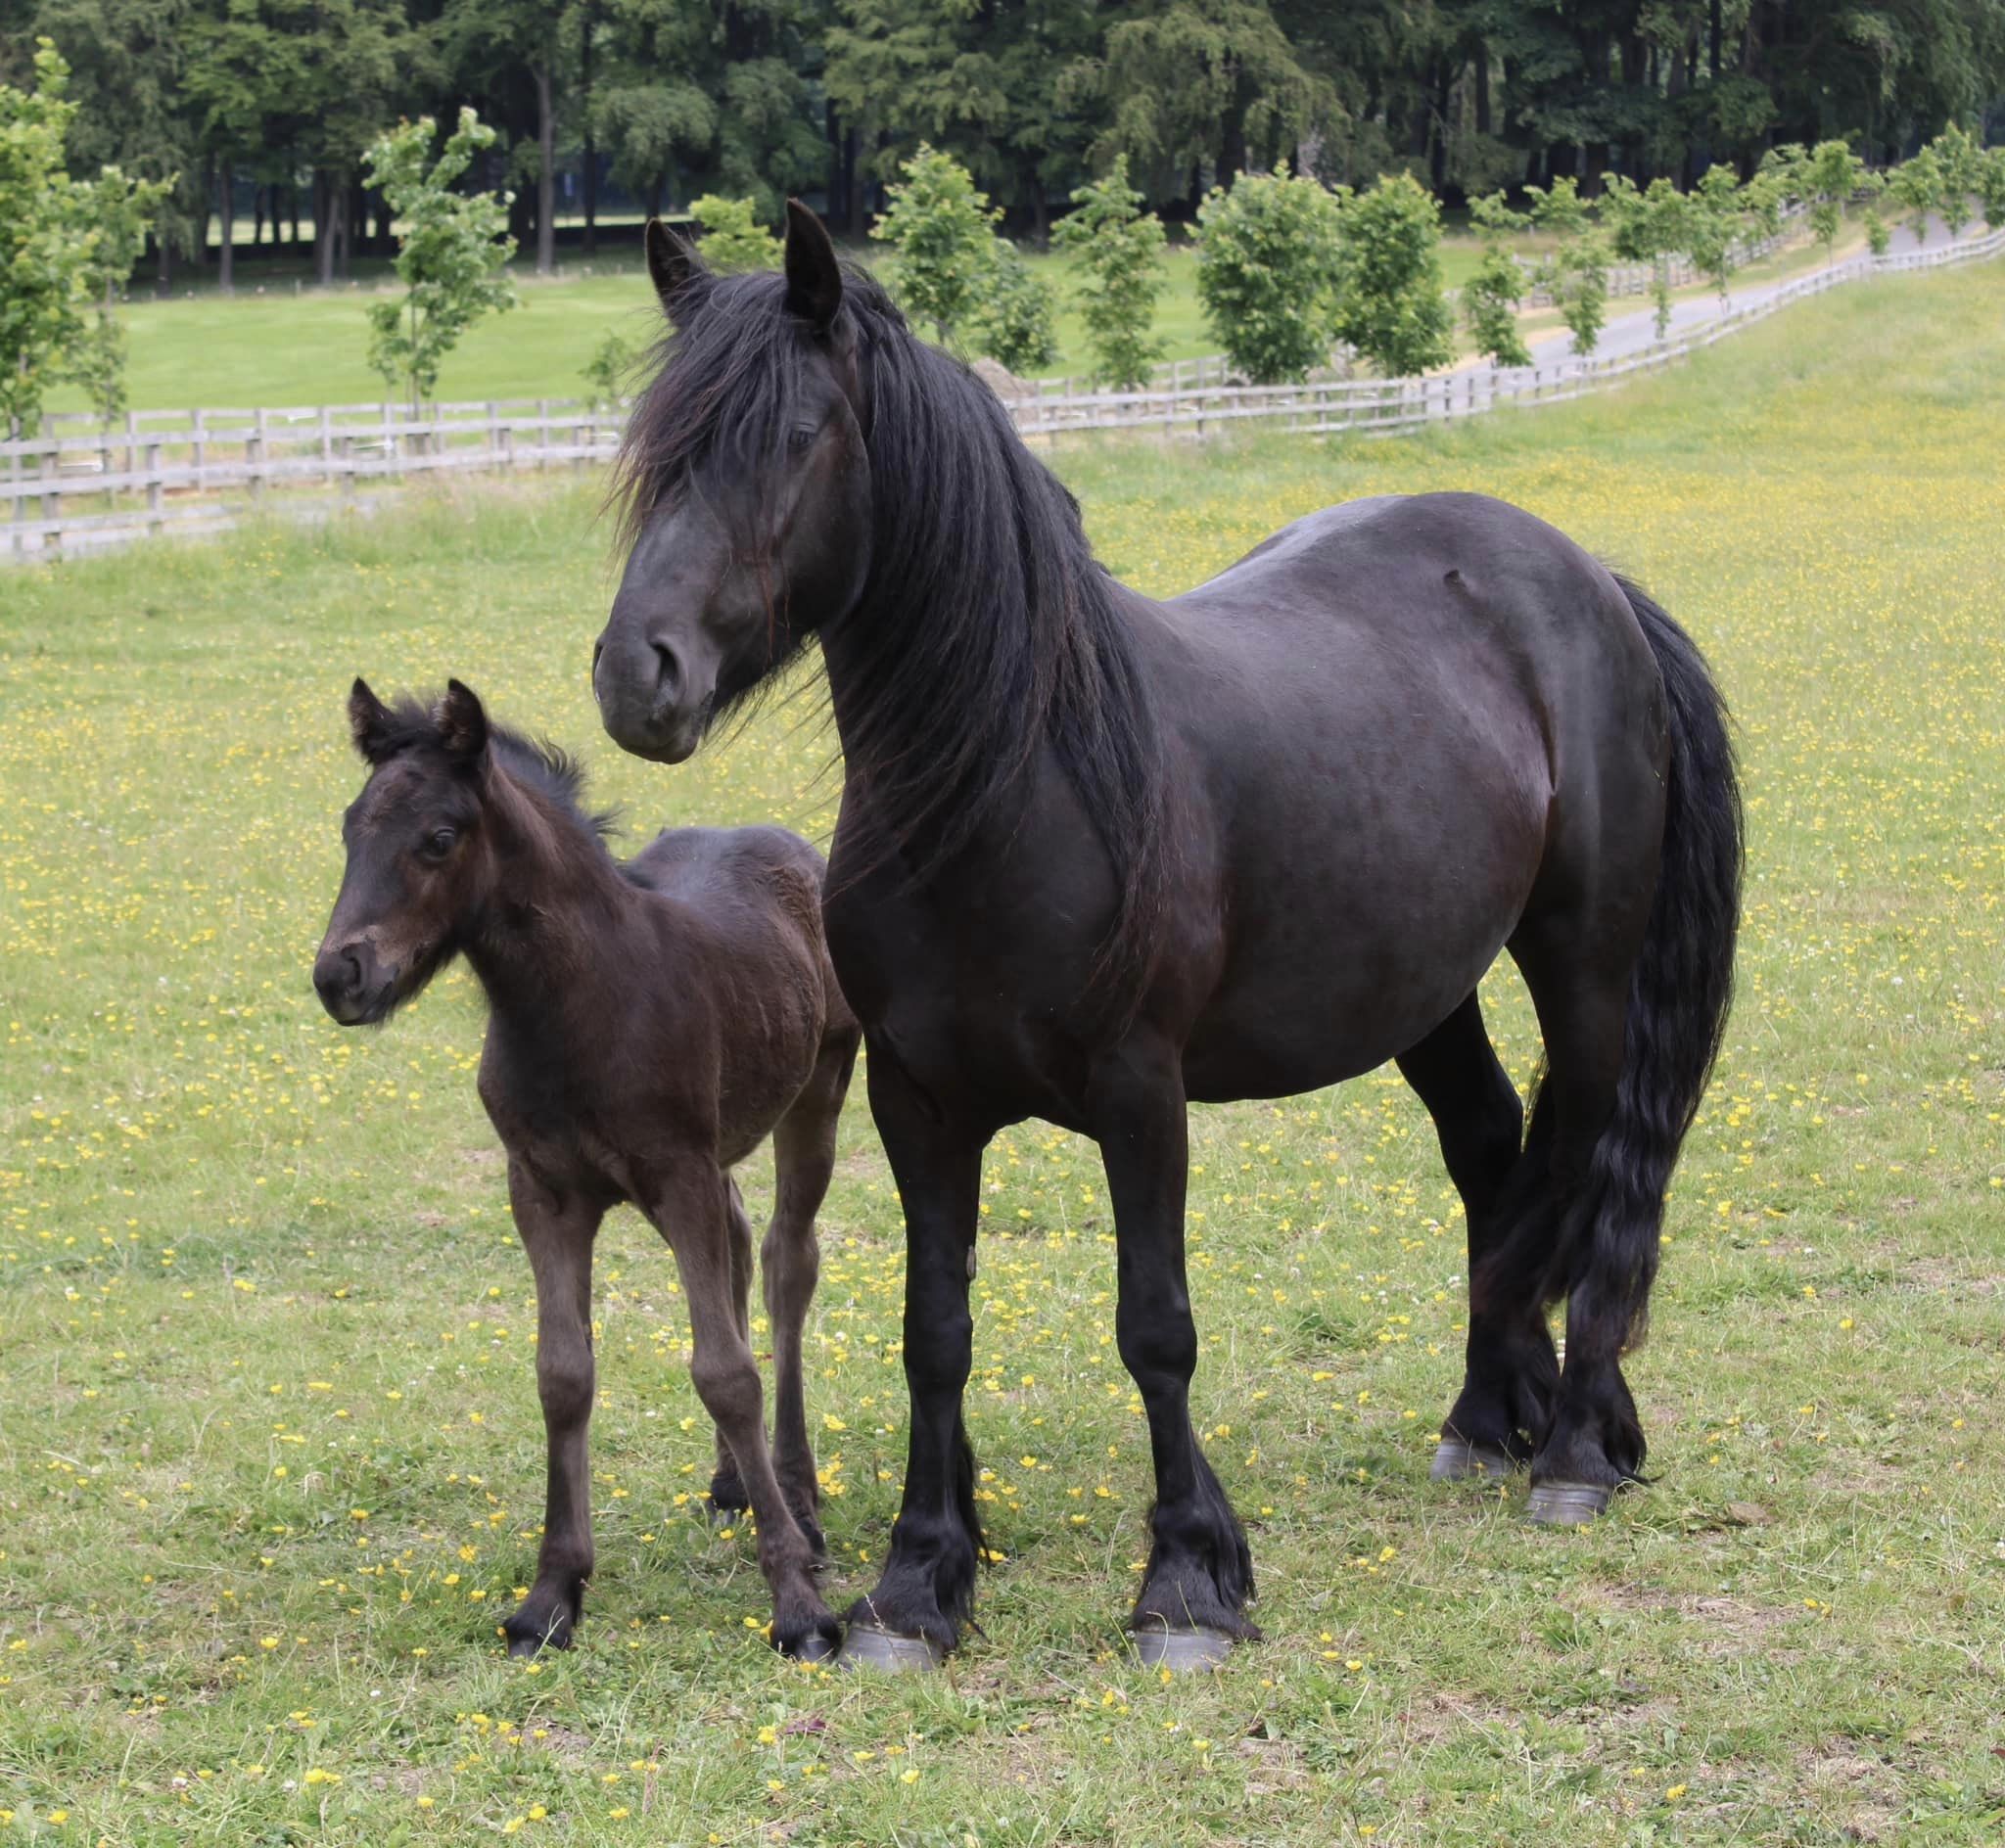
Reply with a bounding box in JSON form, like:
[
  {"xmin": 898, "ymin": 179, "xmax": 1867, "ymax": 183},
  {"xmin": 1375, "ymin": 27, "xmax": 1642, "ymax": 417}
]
[
  {"xmin": 1096, "ymin": 1034, "xmax": 1256, "ymax": 1667},
  {"xmin": 503, "ymin": 1163, "xmax": 606, "ymax": 1656},
  {"xmin": 1507, "ymin": 897, "xmax": 1655, "ymax": 1522},
  {"xmin": 763, "ymin": 1028, "xmax": 859, "ymax": 1559},
  {"xmin": 1396, "ymin": 993, "xmax": 1557, "ymax": 1482},
  {"xmin": 706, "ymin": 1180, "xmax": 757, "ymax": 1518}
]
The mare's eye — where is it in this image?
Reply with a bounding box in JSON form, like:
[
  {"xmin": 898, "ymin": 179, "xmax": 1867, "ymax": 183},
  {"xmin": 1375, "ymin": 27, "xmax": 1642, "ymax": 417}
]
[
  {"xmin": 787, "ymin": 424, "xmax": 817, "ymax": 453},
  {"xmin": 420, "ymin": 828, "xmax": 456, "ymax": 862}
]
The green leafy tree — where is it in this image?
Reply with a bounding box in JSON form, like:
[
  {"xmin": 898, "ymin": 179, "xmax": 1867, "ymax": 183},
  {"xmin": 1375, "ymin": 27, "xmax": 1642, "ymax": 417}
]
[
  {"xmin": 0, "ymin": 40, "xmax": 165, "ymax": 436},
  {"xmin": 686, "ymin": 193, "xmax": 781, "ymax": 271},
  {"xmin": 1980, "ymin": 148, "xmax": 2005, "ymax": 232},
  {"xmin": 362, "ymin": 109, "xmax": 519, "ymax": 411},
  {"xmin": 1685, "ymin": 163, "xmax": 1745, "ymax": 303},
  {"xmin": 1193, "ymin": 161, "xmax": 1342, "ymax": 385},
  {"xmin": 1527, "ymin": 176, "xmax": 1608, "ymax": 357},
  {"xmin": 1741, "ymin": 165, "xmax": 1788, "ymax": 246},
  {"xmin": 871, "ymin": 142, "xmax": 1000, "ymax": 342},
  {"xmin": 1049, "ymin": 154, "xmax": 1166, "ymax": 390},
  {"xmin": 1890, "ymin": 148, "xmax": 1942, "ymax": 247},
  {"xmin": 1929, "ymin": 122, "xmax": 1982, "ymax": 240},
  {"xmin": 1330, "ymin": 170, "xmax": 1452, "ymax": 377},
  {"xmin": 1463, "ymin": 190, "xmax": 1530, "ymax": 368},
  {"xmin": 1603, "ymin": 173, "xmax": 1688, "ymax": 339},
  {"xmin": 581, "ymin": 325, "xmax": 640, "ymax": 408},
  {"xmin": 1798, "ymin": 140, "xmax": 1867, "ymax": 264},
  {"xmin": 1859, "ymin": 169, "xmax": 1892, "ymax": 255},
  {"xmin": 975, "ymin": 240, "xmax": 1058, "ymax": 375}
]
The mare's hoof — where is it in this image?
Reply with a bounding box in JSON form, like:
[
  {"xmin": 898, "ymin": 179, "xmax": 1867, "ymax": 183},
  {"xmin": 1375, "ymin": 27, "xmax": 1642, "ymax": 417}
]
[
  {"xmin": 707, "ymin": 1480, "xmax": 751, "ymax": 1519},
  {"xmin": 1128, "ymin": 1623, "xmax": 1236, "ymax": 1672},
  {"xmin": 838, "ymin": 1622, "xmax": 947, "ymax": 1673},
  {"xmin": 1526, "ymin": 1480, "xmax": 1614, "ymax": 1525},
  {"xmin": 1431, "ymin": 1438, "xmax": 1516, "ymax": 1483}
]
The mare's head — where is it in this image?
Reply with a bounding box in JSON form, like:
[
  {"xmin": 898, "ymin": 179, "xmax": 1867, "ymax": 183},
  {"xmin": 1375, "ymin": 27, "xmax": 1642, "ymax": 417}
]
[
  {"xmin": 313, "ymin": 678, "xmax": 512, "ymax": 1025},
  {"xmin": 592, "ymin": 204, "xmax": 870, "ymax": 762}
]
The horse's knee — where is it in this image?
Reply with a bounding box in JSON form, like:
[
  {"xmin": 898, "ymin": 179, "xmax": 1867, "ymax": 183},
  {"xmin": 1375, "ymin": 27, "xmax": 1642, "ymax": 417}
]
[
  {"xmin": 536, "ymin": 1348, "xmax": 594, "ymax": 1426},
  {"xmin": 690, "ymin": 1346, "xmax": 763, "ymax": 1432}
]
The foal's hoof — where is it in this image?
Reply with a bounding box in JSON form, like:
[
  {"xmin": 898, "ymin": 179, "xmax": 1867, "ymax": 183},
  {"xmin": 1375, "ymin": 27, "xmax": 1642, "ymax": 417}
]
[
  {"xmin": 1128, "ymin": 1623, "xmax": 1236, "ymax": 1672},
  {"xmin": 1430, "ymin": 1437, "xmax": 1516, "ymax": 1483},
  {"xmin": 1526, "ymin": 1480, "xmax": 1615, "ymax": 1525},
  {"xmin": 837, "ymin": 1622, "xmax": 948, "ymax": 1673},
  {"xmin": 504, "ymin": 1619, "xmax": 574, "ymax": 1659}
]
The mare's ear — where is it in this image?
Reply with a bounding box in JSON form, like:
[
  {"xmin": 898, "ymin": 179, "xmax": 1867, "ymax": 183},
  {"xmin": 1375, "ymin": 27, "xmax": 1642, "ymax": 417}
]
[
  {"xmin": 435, "ymin": 679, "xmax": 489, "ymax": 764},
  {"xmin": 783, "ymin": 200, "xmax": 842, "ymax": 329},
  {"xmin": 349, "ymin": 678, "xmax": 396, "ymax": 763},
  {"xmin": 645, "ymin": 217, "xmax": 709, "ymax": 315}
]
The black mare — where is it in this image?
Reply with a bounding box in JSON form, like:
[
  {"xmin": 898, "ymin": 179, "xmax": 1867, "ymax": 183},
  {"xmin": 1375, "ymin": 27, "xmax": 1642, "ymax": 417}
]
[{"xmin": 588, "ymin": 207, "xmax": 1743, "ymax": 1668}]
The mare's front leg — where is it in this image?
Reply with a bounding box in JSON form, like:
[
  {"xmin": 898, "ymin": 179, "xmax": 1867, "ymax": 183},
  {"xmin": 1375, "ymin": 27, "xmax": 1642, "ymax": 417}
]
[
  {"xmin": 705, "ymin": 1178, "xmax": 756, "ymax": 1520},
  {"xmin": 840, "ymin": 1044, "xmax": 985, "ymax": 1669},
  {"xmin": 503, "ymin": 1161, "xmax": 606, "ymax": 1656},
  {"xmin": 650, "ymin": 1160, "xmax": 839, "ymax": 1660},
  {"xmin": 1096, "ymin": 1036, "xmax": 1256, "ymax": 1668}
]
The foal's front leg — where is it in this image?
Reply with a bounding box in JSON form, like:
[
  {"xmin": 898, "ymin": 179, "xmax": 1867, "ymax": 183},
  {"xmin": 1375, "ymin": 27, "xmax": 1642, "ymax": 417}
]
[
  {"xmin": 1096, "ymin": 1037, "xmax": 1257, "ymax": 1668},
  {"xmin": 503, "ymin": 1162, "xmax": 605, "ymax": 1656},
  {"xmin": 651, "ymin": 1161, "xmax": 840, "ymax": 1660}
]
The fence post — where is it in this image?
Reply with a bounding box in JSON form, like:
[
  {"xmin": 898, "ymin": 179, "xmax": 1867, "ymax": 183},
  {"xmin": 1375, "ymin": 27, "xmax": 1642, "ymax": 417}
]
[
  {"xmin": 146, "ymin": 441, "xmax": 163, "ymax": 535},
  {"xmin": 251, "ymin": 407, "xmax": 268, "ymax": 500},
  {"xmin": 192, "ymin": 407, "xmax": 207, "ymax": 488},
  {"xmin": 319, "ymin": 404, "xmax": 334, "ymax": 486},
  {"xmin": 537, "ymin": 399, "xmax": 550, "ymax": 472}
]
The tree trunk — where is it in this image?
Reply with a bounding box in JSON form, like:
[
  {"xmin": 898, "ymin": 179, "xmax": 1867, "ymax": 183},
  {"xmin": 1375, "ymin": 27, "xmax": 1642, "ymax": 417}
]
[
  {"xmin": 252, "ymin": 183, "xmax": 264, "ymax": 248},
  {"xmin": 580, "ymin": 4, "xmax": 597, "ymax": 254},
  {"xmin": 536, "ymin": 61, "xmax": 556, "ymax": 275},
  {"xmin": 313, "ymin": 170, "xmax": 335, "ymax": 284},
  {"xmin": 291, "ymin": 181, "xmax": 303, "ymax": 247},
  {"xmin": 849, "ymin": 123, "xmax": 872, "ymax": 238},
  {"xmin": 157, "ymin": 225, "xmax": 172, "ymax": 297},
  {"xmin": 1709, "ymin": 0, "xmax": 1723, "ymax": 81},
  {"xmin": 217, "ymin": 162, "xmax": 234, "ymax": 293},
  {"xmin": 825, "ymin": 100, "xmax": 845, "ymax": 233},
  {"xmin": 1475, "ymin": 49, "xmax": 1491, "ymax": 136}
]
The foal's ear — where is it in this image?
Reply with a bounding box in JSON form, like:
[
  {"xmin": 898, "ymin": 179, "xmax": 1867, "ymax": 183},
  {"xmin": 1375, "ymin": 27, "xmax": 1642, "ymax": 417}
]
[
  {"xmin": 434, "ymin": 679, "xmax": 490, "ymax": 764},
  {"xmin": 349, "ymin": 677, "xmax": 396, "ymax": 763},
  {"xmin": 645, "ymin": 217, "xmax": 709, "ymax": 315},
  {"xmin": 783, "ymin": 200, "xmax": 842, "ymax": 329}
]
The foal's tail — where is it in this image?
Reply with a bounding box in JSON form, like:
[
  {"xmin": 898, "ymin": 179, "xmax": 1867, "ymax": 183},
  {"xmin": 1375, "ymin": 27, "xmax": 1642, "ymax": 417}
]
[{"xmin": 1572, "ymin": 578, "xmax": 1744, "ymax": 1356}]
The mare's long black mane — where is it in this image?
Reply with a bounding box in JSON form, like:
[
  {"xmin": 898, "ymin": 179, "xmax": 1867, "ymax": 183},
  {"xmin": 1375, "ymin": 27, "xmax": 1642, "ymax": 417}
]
[
  {"xmin": 370, "ymin": 692, "xmax": 618, "ymax": 850},
  {"xmin": 613, "ymin": 266, "xmax": 1168, "ymax": 999}
]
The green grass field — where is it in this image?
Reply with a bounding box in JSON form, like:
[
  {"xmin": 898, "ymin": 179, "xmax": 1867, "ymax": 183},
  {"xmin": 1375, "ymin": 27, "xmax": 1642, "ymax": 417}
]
[{"xmin": 3, "ymin": 263, "xmax": 2002, "ymax": 1846}]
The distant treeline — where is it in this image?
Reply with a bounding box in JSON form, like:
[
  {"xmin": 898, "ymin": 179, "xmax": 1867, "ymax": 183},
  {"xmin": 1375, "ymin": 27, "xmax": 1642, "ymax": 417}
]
[{"xmin": 5, "ymin": 0, "xmax": 2003, "ymax": 286}]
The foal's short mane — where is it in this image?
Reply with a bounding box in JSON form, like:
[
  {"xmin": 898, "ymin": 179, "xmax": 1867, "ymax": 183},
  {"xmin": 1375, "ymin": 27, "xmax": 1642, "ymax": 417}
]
[
  {"xmin": 613, "ymin": 266, "xmax": 1168, "ymax": 1006},
  {"xmin": 370, "ymin": 692, "xmax": 618, "ymax": 851}
]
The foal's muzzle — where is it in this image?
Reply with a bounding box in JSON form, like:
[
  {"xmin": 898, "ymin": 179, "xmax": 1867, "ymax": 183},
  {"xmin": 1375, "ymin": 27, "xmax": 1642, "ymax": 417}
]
[{"xmin": 313, "ymin": 939, "xmax": 396, "ymax": 1026}]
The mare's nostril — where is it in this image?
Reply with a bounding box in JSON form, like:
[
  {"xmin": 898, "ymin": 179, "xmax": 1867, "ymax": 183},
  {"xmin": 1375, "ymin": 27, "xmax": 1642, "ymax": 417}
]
[{"xmin": 652, "ymin": 641, "xmax": 681, "ymax": 699}]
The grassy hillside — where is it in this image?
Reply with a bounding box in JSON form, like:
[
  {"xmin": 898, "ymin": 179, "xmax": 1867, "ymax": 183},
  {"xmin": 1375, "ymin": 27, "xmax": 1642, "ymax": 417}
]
[{"xmin": 2, "ymin": 263, "xmax": 2001, "ymax": 1845}]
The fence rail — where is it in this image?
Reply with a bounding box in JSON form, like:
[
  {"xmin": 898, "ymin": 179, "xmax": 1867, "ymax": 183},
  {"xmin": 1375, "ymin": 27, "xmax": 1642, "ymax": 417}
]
[{"xmin": 7, "ymin": 224, "xmax": 2000, "ymax": 564}]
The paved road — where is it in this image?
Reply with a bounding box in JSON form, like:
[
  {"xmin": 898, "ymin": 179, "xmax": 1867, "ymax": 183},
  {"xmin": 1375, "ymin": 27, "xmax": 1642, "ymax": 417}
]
[{"xmin": 1520, "ymin": 214, "xmax": 1983, "ymax": 364}]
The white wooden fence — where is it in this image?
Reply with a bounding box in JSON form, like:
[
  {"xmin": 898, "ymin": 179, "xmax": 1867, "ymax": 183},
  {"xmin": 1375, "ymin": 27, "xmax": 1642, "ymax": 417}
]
[{"xmin": 6, "ymin": 224, "xmax": 1999, "ymax": 565}]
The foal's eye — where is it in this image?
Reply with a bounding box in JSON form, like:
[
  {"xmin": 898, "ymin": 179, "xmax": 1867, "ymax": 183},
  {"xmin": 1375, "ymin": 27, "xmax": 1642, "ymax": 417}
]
[
  {"xmin": 787, "ymin": 424, "xmax": 817, "ymax": 453},
  {"xmin": 420, "ymin": 828, "xmax": 456, "ymax": 862}
]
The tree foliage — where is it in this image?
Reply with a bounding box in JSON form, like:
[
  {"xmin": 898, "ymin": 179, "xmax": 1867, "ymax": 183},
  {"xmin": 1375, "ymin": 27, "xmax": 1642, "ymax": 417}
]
[
  {"xmin": 870, "ymin": 141, "xmax": 1001, "ymax": 342},
  {"xmin": 1330, "ymin": 171, "xmax": 1453, "ymax": 378},
  {"xmin": 1192, "ymin": 161, "xmax": 1341, "ymax": 386},
  {"xmin": 1463, "ymin": 191, "xmax": 1531, "ymax": 368},
  {"xmin": 1527, "ymin": 177, "xmax": 1608, "ymax": 357},
  {"xmin": 0, "ymin": 39, "xmax": 166, "ymax": 435},
  {"xmin": 974, "ymin": 239, "xmax": 1059, "ymax": 375},
  {"xmin": 687, "ymin": 193, "xmax": 781, "ymax": 271},
  {"xmin": 361, "ymin": 109, "xmax": 518, "ymax": 409},
  {"xmin": 1049, "ymin": 154, "xmax": 1166, "ymax": 390}
]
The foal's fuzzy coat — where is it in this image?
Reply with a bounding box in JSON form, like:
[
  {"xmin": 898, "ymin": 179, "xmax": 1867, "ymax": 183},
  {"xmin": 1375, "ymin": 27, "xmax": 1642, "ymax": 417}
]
[{"xmin": 314, "ymin": 678, "xmax": 859, "ymax": 1657}]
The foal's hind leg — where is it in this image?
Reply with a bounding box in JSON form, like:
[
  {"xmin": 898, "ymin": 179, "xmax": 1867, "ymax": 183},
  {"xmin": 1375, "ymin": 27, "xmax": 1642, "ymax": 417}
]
[
  {"xmin": 763, "ymin": 1028, "xmax": 858, "ymax": 1559},
  {"xmin": 1396, "ymin": 993, "xmax": 1558, "ymax": 1482},
  {"xmin": 706, "ymin": 1179, "xmax": 757, "ymax": 1519},
  {"xmin": 650, "ymin": 1160, "xmax": 839, "ymax": 1659}
]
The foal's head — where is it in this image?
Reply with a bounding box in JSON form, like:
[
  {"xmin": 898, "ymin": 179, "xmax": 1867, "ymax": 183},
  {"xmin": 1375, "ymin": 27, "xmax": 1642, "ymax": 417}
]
[
  {"xmin": 591, "ymin": 205, "xmax": 872, "ymax": 762},
  {"xmin": 313, "ymin": 678, "xmax": 510, "ymax": 1025}
]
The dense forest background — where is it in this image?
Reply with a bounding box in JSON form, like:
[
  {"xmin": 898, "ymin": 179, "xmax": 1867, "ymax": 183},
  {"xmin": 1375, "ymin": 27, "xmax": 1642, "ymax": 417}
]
[{"xmin": 5, "ymin": 0, "xmax": 2003, "ymax": 286}]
